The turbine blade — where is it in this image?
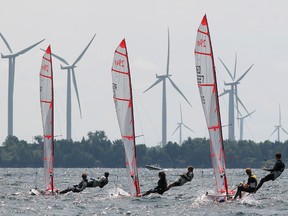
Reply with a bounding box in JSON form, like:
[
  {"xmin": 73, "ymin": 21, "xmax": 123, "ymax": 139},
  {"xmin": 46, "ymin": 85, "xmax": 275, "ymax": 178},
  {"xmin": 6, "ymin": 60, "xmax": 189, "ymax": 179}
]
[
  {"xmin": 219, "ymin": 89, "xmax": 229, "ymax": 97},
  {"xmin": 41, "ymin": 48, "xmax": 69, "ymax": 65},
  {"xmin": 218, "ymin": 57, "xmax": 234, "ymax": 81},
  {"xmin": 183, "ymin": 124, "xmax": 194, "ymax": 133},
  {"xmin": 233, "ymin": 53, "xmax": 237, "ymax": 80},
  {"xmin": 270, "ymin": 127, "xmax": 278, "ymax": 137},
  {"xmin": 72, "ymin": 69, "xmax": 82, "ymax": 118},
  {"xmin": 180, "ymin": 103, "xmax": 183, "ymax": 123},
  {"xmin": 243, "ymin": 110, "xmax": 256, "ymax": 119},
  {"xmin": 0, "ymin": 33, "xmax": 13, "ymax": 53},
  {"xmin": 234, "ymin": 92, "xmax": 250, "ymax": 116},
  {"xmin": 143, "ymin": 78, "xmax": 162, "ymax": 93},
  {"xmin": 166, "ymin": 28, "xmax": 170, "ymax": 76},
  {"xmin": 235, "ymin": 64, "xmax": 254, "ymax": 83},
  {"xmin": 235, "ymin": 85, "xmax": 240, "ymax": 119},
  {"xmin": 14, "ymin": 39, "xmax": 45, "ymax": 56},
  {"xmin": 168, "ymin": 77, "xmax": 192, "ymax": 107},
  {"xmin": 72, "ymin": 34, "xmax": 96, "ymax": 66},
  {"xmin": 172, "ymin": 124, "xmax": 181, "ymax": 135},
  {"xmin": 279, "ymin": 105, "xmax": 281, "ymax": 125},
  {"xmin": 281, "ymin": 127, "xmax": 288, "ymax": 135}
]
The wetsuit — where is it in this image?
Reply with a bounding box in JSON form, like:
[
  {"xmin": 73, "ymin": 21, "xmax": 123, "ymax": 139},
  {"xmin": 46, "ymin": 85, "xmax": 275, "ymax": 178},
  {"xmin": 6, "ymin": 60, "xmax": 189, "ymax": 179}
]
[
  {"xmin": 256, "ymin": 159, "xmax": 285, "ymax": 191},
  {"xmin": 234, "ymin": 175, "xmax": 257, "ymax": 199},
  {"xmin": 174, "ymin": 171, "xmax": 194, "ymax": 186},
  {"xmin": 166, "ymin": 171, "xmax": 194, "ymax": 191},
  {"xmin": 142, "ymin": 177, "xmax": 167, "ymax": 196},
  {"xmin": 59, "ymin": 178, "xmax": 88, "ymax": 194},
  {"xmin": 87, "ymin": 176, "xmax": 109, "ymax": 188}
]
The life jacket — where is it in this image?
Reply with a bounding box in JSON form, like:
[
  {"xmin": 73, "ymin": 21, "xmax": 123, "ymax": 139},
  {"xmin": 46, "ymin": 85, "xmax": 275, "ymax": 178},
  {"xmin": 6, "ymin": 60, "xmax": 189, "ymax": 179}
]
[
  {"xmin": 99, "ymin": 178, "xmax": 108, "ymax": 188},
  {"xmin": 249, "ymin": 175, "xmax": 257, "ymax": 188}
]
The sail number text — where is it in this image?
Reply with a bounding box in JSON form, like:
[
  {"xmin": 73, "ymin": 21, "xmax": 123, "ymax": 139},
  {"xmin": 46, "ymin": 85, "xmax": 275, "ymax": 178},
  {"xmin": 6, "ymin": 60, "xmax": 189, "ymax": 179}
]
[
  {"xmin": 196, "ymin": 66, "xmax": 204, "ymax": 83},
  {"xmin": 112, "ymin": 83, "xmax": 117, "ymax": 97}
]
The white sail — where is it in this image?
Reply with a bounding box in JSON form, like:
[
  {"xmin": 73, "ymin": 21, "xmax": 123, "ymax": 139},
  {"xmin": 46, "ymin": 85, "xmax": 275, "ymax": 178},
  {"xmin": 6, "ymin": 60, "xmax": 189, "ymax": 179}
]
[
  {"xmin": 40, "ymin": 45, "xmax": 54, "ymax": 192},
  {"xmin": 194, "ymin": 15, "xmax": 228, "ymax": 194},
  {"xmin": 111, "ymin": 39, "xmax": 141, "ymax": 196}
]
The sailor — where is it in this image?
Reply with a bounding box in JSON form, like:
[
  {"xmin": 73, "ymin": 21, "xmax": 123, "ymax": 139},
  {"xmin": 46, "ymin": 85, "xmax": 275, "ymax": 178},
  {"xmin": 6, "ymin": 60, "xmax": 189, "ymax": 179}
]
[
  {"xmin": 142, "ymin": 171, "xmax": 167, "ymax": 196},
  {"xmin": 166, "ymin": 166, "xmax": 194, "ymax": 191},
  {"xmin": 58, "ymin": 172, "xmax": 88, "ymax": 194},
  {"xmin": 256, "ymin": 152, "xmax": 285, "ymax": 192},
  {"xmin": 87, "ymin": 172, "xmax": 109, "ymax": 188},
  {"xmin": 233, "ymin": 168, "xmax": 257, "ymax": 199}
]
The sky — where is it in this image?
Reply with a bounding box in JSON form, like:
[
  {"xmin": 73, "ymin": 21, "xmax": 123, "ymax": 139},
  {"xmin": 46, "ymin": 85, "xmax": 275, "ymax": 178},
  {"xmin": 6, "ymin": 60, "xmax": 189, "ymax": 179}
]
[{"xmin": 1, "ymin": 1, "xmax": 288, "ymax": 146}]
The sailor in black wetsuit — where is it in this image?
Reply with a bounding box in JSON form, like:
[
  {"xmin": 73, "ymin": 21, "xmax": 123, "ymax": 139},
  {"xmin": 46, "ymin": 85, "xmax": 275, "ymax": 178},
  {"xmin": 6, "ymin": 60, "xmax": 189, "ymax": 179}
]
[
  {"xmin": 256, "ymin": 152, "xmax": 285, "ymax": 192},
  {"xmin": 142, "ymin": 171, "xmax": 167, "ymax": 196},
  {"xmin": 59, "ymin": 173, "xmax": 88, "ymax": 194},
  {"xmin": 87, "ymin": 172, "xmax": 109, "ymax": 188},
  {"xmin": 166, "ymin": 166, "xmax": 194, "ymax": 191},
  {"xmin": 234, "ymin": 168, "xmax": 257, "ymax": 199}
]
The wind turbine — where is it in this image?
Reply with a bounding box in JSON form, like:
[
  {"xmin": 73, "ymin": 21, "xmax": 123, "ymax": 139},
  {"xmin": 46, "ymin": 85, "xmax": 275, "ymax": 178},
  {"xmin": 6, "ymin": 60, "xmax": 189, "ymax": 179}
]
[
  {"xmin": 0, "ymin": 33, "xmax": 45, "ymax": 136},
  {"xmin": 143, "ymin": 29, "xmax": 191, "ymax": 146},
  {"xmin": 270, "ymin": 105, "xmax": 288, "ymax": 142},
  {"xmin": 172, "ymin": 104, "xmax": 194, "ymax": 145},
  {"xmin": 218, "ymin": 54, "xmax": 253, "ymax": 141},
  {"xmin": 237, "ymin": 110, "xmax": 256, "ymax": 140},
  {"xmin": 43, "ymin": 34, "xmax": 96, "ymax": 141}
]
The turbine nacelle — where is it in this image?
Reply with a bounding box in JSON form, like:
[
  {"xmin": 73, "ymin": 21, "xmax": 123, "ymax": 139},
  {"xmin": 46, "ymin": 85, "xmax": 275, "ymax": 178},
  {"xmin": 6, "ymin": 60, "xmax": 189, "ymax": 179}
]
[
  {"xmin": 1, "ymin": 53, "xmax": 15, "ymax": 58},
  {"xmin": 224, "ymin": 81, "xmax": 239, "ymax": 86},
  {"xmin": 61, "ymin": 65, "xmax": 77, "ymax": 70},
  {"xmin": 156, "ymin": 74, "xmax": 171, "ymax": 79}
]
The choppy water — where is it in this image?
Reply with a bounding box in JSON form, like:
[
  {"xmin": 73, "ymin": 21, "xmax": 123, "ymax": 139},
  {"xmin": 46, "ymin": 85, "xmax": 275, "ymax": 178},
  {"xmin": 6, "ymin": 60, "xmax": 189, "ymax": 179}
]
[{"xmin": 1, "ymin": 168, "xmax": 287, "ymax": 215}]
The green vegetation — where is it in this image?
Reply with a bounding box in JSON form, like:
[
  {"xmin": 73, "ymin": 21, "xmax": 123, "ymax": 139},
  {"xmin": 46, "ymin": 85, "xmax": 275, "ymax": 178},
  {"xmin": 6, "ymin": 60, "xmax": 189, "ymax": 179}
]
[{"xmin": 0, "ymin": 131, "xmax": 287, "ymax": 168}]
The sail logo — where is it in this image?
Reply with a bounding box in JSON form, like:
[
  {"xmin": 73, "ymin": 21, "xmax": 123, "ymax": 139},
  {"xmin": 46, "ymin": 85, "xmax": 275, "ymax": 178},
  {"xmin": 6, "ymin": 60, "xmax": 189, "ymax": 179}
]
[
  {"xmin": 114, "ymin": 59, "xmax": 125, "ymax": 67},
  {"xmin": 196, "ymin": 39, "xmax": 206, "ymax": 47},
  {"xmin": 41, "ymin": 64, "xmax": 49, "ymax": 72}
]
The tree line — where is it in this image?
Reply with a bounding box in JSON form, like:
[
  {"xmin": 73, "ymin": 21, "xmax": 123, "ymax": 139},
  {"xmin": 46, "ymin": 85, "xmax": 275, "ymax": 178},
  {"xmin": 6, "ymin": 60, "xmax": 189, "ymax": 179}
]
[{"xmin": 0, "ymin": 130, "xmax": 287, "ymax": 168}]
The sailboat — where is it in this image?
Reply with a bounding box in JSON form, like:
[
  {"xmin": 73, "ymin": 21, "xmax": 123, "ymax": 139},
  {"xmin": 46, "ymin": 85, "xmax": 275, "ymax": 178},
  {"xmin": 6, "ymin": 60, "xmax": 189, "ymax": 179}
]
[
  {"xmin": 30, "ymin": 45, "xmax": 55, "ymax": 195},
  {"xmin": 111, "ymin": 39, "xmax": 141, "ymax": 197},
  {"xmin": 194, "ymin": 15, "xmax": 234, "ymax": 202}
]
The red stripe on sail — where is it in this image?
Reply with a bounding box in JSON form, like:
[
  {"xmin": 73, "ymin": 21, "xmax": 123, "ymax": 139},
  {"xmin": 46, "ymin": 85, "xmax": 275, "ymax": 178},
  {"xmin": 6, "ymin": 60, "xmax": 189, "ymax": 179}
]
[
  {"xmin": 195, "ymin": 51, "xmax": 212, "ymax": 56},
  {"xmin": 115, "ymin": 50, "xmax": 127, "ymax": 57},
  {"xmin": 122, "ymin": 135, "xmax": 134, "ymax": 140},
  {"xmin": 40, "ymin": 74, "xmax": 52, "ymax": 79},
  {"xmin": 198, "ymin": 29, "xmax": 208, "ymax": 35},
  {"xmin": 114, "ymin": 97, "xmax": 130, "ymax": 102},
  {"xmin": 112, "ymin": 68, "xmax": 128, "ymax": 75}
]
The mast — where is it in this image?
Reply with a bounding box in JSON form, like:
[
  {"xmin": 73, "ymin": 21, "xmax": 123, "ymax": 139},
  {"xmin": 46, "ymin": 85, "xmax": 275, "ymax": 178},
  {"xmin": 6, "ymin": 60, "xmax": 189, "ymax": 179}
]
[
  {"xmin": 40, "ymin": 45, "xmax": 54, "ymax": 193},
  {"xmin": 111, "ymin": 39, "xmax": 140, "ymax": 196},
  {"xmin": 194, "ymin": 15, "xmax": 229, "ymax": 195}
]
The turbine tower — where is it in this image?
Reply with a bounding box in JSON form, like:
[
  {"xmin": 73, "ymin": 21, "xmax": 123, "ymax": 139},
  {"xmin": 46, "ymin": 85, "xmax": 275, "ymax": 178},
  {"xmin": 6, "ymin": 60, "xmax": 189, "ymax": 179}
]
[
  {"xmin": 237, "ymin": 110, "xmax": 255, "ymax": 140},
  {"xmin": 270, "ymin": 105, "xmax": 288, "ymax": 142},
  {"xmin": 44, "ymin": 34, "xmax": 96, "ymax": 141},
  {"xmin": 218, "ymin": 54, "xmax": 253, "ymax": 140},
  {"xmin": 144, "ymin": 29, "xmax": 191, "ymax": 146},
  {"xmin": 0, "ymin": 33, "xmax": 45, "ymax": 136},
  {"xmin": 172, "ymin": 104, "xmax": 194, "ymax": 145}
]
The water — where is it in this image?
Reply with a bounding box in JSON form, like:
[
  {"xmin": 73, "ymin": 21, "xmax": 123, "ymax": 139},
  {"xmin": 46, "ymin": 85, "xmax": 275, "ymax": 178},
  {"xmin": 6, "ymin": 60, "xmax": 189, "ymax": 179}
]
[{"xmin": 1, "ymin": 168, "xmax": 288, "ymax": 215}]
